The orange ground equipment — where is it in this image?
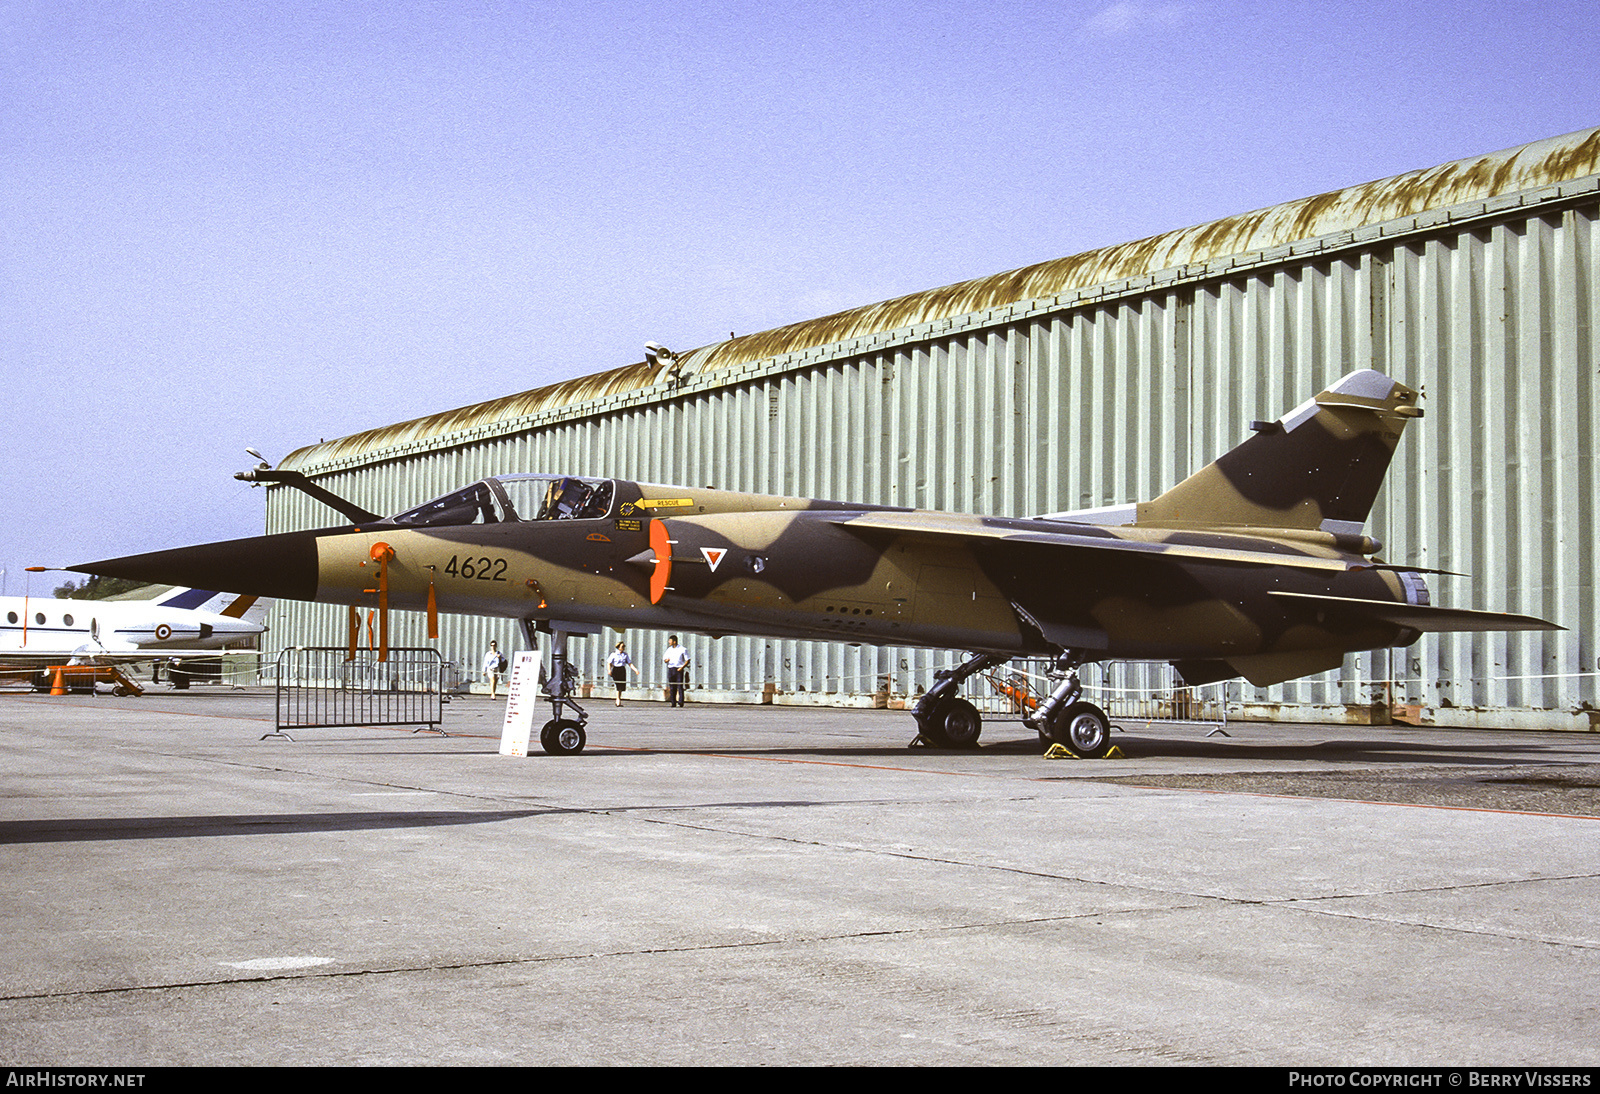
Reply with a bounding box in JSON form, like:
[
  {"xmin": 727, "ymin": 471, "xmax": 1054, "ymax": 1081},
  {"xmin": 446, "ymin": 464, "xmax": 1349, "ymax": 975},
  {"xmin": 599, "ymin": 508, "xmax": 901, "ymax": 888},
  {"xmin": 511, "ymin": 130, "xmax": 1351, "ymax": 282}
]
[{"xmin": 47, "ymin": 664, "xmax": 145, "ymax": 697}]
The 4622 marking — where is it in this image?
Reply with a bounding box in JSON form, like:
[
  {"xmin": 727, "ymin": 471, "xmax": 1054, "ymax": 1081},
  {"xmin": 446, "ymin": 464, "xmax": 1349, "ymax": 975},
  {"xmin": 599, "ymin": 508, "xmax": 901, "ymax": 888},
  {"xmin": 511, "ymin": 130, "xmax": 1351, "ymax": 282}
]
[{"xmin": 444, "ymin": 555, "xmax": 507, "ymax": 581}]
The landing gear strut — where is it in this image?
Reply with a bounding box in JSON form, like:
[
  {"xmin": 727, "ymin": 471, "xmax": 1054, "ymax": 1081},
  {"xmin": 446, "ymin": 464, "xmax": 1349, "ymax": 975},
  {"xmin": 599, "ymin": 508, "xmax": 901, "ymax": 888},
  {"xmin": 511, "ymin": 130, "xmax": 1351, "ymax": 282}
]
[
  {"xmin": 522, "ymin": 621, "xmax": 590, "ymax": 755},
  {"xmin": 911, "ymin": 652, "xmax": 1009, "ymax": 748},
  {"xmin": 1023, "ymin": 652, "xmax": 1113, "ymax": 758}
]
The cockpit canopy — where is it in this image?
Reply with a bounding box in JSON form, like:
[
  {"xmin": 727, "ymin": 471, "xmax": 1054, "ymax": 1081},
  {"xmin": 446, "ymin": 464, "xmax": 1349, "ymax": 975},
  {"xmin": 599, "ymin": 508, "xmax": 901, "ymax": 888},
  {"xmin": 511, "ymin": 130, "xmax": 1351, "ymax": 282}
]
[
  {"xmin": 390, "ymin": 475, "xmax": 616, "ymax": 528},
  {"xmin": 390, "ymin": 481, "xmax": 503, "ymax": 527}
]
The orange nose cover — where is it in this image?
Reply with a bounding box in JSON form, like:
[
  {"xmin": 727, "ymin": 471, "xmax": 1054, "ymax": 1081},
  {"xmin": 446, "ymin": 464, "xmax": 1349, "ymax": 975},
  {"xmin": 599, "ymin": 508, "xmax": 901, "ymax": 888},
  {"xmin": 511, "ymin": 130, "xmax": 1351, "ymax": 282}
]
[{"xmin": 649, "ymin": 519, "xmax": 672, "ymax": 604}]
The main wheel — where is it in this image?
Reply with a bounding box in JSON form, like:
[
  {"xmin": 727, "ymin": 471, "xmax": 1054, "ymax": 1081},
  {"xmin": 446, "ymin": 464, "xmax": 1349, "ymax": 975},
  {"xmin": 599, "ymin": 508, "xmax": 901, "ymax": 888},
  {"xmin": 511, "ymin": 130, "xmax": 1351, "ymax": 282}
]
[
  {"xmin": 939, "ymin": 698, "xmax": 983, "ymax": 749},
  {"xmin": 916, "ymin": 698, "xmax": 983, "ymax": 749},
  {"xmin": 1050, "ymin": 701, "xmax": 1112, "ymax": 758},
  {"xmin": 540, "ymin": 719, "xmax": 586, "ymax": 755}
]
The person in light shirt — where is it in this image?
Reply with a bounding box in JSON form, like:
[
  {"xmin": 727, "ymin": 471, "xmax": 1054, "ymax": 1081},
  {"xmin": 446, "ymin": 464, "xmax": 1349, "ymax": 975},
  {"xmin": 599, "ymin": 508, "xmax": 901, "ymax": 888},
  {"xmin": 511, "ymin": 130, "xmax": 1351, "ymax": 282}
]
[
  {"xmin": 662, "ymin": 635, "xmax": 690, "ymax": 708},
  {"xmin": 482, "ymin": 640, "xmax": 507, "ymax": 698},
  {"xmin": 607, "ymin": 640, "xmax": 640, "ymax": 706}
]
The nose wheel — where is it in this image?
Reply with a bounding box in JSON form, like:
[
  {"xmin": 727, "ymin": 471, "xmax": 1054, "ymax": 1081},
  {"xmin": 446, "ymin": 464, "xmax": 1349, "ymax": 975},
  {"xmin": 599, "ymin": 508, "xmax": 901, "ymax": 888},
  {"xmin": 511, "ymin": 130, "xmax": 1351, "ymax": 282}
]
[{"xmin": 540, "ymin": 718, "xmax": 587, "ymax": 755}]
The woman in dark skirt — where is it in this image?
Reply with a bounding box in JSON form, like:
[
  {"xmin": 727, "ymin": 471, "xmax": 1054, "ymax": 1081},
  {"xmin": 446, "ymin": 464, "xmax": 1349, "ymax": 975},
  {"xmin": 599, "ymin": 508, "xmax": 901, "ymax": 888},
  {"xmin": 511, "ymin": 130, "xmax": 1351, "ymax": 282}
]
[{"xmin": 607, "ymin": 640, "xmax": 640, "ymax": 706}]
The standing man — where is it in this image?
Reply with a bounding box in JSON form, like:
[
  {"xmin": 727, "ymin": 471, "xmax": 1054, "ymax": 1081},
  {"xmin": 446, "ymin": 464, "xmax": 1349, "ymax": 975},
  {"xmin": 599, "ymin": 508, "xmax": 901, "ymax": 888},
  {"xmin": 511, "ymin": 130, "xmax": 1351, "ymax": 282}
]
[
  {"xmin": 483, "ymin": 639, "xmax": 507, "ymax": 699},
  {"xmin": 663, "ymin": 635, "xmax": 690, "ymax": 708}
]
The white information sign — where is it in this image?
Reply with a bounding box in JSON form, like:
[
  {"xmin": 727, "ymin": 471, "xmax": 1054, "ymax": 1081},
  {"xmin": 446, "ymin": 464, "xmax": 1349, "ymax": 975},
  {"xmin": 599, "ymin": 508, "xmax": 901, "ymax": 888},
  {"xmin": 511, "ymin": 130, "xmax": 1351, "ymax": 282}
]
[{"xmin": 498, "ymin": 651, "xmax": 544, "ymax": 757}]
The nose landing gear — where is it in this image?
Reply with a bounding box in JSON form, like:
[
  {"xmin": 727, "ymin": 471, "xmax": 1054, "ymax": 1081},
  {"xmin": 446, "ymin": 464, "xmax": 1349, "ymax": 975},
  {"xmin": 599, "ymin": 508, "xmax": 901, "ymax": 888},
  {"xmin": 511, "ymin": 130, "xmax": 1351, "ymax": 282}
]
[{"xmin": 522, "ymin": 621, "xmax": 591, "ymax": 755}]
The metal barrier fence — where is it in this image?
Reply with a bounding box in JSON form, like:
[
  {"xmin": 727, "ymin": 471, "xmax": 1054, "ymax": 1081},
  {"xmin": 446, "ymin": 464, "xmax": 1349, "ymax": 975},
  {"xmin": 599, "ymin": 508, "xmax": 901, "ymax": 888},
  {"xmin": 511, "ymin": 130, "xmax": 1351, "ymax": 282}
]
[
  {"xmin": 1091, "ymin": 663, "xmax": 1229, "ymax": 729},
  {"xmin": 274, "ymin": 647, "xmax": 444, "ymax": 731},
  {"xmin": 962, "ymin": 660, "xmax": 1229, "ymax": 729}
]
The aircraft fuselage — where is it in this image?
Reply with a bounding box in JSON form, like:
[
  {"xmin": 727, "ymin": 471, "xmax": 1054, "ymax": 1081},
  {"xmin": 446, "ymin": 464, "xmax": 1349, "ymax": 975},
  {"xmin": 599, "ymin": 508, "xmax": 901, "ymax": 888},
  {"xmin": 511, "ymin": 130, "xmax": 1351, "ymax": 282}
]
[{"xmin": 101, "ymin": 476, "xmax": 1414, "ymax": 666}]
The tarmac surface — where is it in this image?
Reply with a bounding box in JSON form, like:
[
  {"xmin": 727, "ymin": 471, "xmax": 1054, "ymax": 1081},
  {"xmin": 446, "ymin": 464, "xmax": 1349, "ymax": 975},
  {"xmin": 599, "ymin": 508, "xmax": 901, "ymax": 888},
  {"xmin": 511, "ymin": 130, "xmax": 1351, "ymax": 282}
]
[{"xmin": 3, "ymin": 686, "xmax": 1600, "ymax": 1066}]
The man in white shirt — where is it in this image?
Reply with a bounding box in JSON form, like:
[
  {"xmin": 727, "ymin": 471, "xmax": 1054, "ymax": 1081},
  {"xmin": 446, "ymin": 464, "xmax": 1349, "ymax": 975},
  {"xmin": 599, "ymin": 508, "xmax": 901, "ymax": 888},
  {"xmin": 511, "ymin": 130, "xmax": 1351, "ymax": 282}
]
[
  {"xmin": 482, "ymin": 640, "xmax": 506, "ymax": 699},
  {"xmin": 663, "ymin": 635, "xmax": 690, "ymax": 707}
]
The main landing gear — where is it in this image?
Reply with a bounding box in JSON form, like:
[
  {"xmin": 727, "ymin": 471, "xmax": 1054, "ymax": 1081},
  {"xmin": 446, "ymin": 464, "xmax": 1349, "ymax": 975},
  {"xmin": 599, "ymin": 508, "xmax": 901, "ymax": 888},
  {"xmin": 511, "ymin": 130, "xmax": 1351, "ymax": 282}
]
[
  {"xmin": 912, "ymin": 653, "xmax": 1007, "ymax": 748},
  {"xmin": 911, "ymin": 650, "xmax": 1114, "ymax": 757},
  {"xmin": 1023, "ymin": 652, "xmax": 1114, "ymax": 759}
]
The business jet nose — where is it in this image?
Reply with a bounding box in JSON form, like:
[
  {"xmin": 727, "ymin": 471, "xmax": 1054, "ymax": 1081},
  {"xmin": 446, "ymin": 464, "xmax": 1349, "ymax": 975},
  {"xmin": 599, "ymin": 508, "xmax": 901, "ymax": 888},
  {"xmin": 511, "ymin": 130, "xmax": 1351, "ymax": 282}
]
[{"xmin": 70, "ymin": 529, "xmax": 325, "ymax": 602}]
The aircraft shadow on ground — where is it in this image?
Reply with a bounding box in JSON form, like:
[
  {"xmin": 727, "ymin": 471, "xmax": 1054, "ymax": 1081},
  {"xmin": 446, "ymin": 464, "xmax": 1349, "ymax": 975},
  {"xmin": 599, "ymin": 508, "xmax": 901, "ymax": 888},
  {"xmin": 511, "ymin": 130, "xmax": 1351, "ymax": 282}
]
[
  {"xmin": 588, "ymin": 732, "xmax": 1571, "ymax": 765},
  {"xmin": 0, "ymin": 809, "xmax": 557, "ymax": 845},
  {"xmin": 1101, "ymin": 734, "xmax": 1568, "ymax": 765},
  {"xmin": 0, "ymin": 799, "xmax": 923, "ymax": 845}
]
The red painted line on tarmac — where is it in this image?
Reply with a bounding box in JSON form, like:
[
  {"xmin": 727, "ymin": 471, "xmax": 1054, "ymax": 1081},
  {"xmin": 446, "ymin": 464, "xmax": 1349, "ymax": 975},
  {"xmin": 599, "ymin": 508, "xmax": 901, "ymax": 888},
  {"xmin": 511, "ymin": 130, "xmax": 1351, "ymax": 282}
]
[
  {"xmin": 1116, "ymin": 782, "xmax": 1600, "ymax": 822},
  {"xmin": 0, "ymin": 694, "xmax": 278, "ymax": 722}
]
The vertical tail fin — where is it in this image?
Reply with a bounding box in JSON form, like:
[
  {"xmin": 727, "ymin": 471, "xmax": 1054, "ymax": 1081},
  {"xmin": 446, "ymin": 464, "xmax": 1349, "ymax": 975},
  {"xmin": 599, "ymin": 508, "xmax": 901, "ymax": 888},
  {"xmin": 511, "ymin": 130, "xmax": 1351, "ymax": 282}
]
[
  {"xmin": 154, "ymin": 587, "xmax": 273, "ymax": 623},
  {"xmin": 222, "ymin": 595, "xmax": 274, "ymax": 625},
  {"xmin": 154, "ymin": 587, "xmax": 216, "ymax": 610},
  {"xmin": 1137, "ymin": 369, "xmax": 1422, "ymax": 533}
]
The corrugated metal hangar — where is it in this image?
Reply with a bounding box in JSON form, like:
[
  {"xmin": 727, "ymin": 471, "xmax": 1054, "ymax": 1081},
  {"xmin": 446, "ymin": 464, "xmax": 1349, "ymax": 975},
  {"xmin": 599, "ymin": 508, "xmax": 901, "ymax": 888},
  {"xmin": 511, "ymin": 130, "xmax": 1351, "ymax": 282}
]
[{"xmin": 267, "ymin": 125, "xmax": 1599, "ymax": 729}]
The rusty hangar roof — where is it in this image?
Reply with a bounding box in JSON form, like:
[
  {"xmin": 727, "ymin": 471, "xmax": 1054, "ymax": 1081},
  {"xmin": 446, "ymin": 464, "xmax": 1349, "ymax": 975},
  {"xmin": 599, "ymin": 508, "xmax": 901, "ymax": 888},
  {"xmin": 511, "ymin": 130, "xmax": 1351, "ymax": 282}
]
[{"xmin": 281, "ymin": 124, "xmax": 1600, "ymax": 474}]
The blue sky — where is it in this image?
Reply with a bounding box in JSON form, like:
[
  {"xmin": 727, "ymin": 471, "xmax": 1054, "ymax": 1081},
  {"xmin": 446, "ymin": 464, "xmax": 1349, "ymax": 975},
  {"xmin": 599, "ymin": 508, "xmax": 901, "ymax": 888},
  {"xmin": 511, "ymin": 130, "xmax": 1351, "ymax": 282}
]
[{"xmin": 2, "ymin": 0, "xmax": 1597, "ymax": 589}]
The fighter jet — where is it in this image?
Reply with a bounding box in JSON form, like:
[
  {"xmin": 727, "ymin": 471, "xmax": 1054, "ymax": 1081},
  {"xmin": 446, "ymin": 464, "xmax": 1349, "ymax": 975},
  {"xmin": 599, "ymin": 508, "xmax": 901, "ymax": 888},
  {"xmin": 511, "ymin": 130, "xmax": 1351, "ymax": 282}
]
[{"xmin": 67, "ymin": 369, "xmax": 1557, "ymax": 753}]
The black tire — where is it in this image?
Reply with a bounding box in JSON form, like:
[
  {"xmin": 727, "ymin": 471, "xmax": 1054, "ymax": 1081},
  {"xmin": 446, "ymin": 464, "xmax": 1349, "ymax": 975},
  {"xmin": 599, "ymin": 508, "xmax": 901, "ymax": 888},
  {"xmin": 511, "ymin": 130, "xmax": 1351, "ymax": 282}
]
[
  {"xmin": 541, "ymin": 719, "xmax": 586, "ymax": 755},
  {"xmin": 916, "ymin": 698, "xmax": 983, "ymax": 749},
  {"xmin": 939, "ymin": 698, "xmax": 983, "ymax": 749},
  {"xmin": 915, "ymin": 702, "xmax": 950, "ymax": 747},
  {"xmin": 1050, "ymin": 701, "xmax": 1112, "ymax": 758}
]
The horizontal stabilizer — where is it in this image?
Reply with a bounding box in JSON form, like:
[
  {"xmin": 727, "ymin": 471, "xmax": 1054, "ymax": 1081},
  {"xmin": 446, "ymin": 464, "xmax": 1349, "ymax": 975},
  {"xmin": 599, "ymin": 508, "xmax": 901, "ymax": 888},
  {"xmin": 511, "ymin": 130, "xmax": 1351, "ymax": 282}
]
[{"xmin": 1268, "ymin": 591, "xmax": 1561, "ymax": 632}]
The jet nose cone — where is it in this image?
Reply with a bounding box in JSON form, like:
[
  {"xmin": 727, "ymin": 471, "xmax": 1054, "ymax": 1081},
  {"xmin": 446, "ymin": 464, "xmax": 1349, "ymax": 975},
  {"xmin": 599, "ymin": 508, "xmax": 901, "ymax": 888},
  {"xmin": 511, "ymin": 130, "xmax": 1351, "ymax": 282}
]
[{"xmin": 72, "ymin": 529, "xmax": 325, "ymax": 602}]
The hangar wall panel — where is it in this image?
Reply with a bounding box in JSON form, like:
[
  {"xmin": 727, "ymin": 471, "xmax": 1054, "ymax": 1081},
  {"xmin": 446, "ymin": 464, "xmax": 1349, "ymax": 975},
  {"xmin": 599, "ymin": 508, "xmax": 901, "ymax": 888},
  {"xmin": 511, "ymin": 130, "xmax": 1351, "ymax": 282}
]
[{"xmin": 267, "ymin": 170, "xmax": 1599, "ymax": 727}]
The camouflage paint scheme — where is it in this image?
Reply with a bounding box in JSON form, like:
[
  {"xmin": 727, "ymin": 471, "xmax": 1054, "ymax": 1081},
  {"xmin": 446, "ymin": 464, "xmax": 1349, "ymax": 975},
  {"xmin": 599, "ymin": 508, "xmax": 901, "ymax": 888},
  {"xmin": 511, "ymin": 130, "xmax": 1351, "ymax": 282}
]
[{"xmin": 71, "ymin": 370, "xmax": 1556, "ymax": 749}]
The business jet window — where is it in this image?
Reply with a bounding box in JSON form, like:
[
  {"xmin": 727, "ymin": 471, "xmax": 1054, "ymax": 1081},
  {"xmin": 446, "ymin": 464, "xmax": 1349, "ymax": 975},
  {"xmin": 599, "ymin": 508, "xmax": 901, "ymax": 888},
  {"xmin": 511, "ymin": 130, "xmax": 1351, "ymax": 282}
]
[
  {"xmin": 6, "ymin": 612, "xmax": 15, "ymax": 624},
  {"xmin": 391, "ymin": 482, "xmax": 507, "ymax": 528},
  {"xmin": 63, "ymin": 614, "xmax": 74, "ymax": 627},
  {"xmin": 35, "ymin": 613, "xmax": 45, "ymax": 626},
  {"xmin": 492, "ymin": 475, "xmax": 615, "ymax": 521}
]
